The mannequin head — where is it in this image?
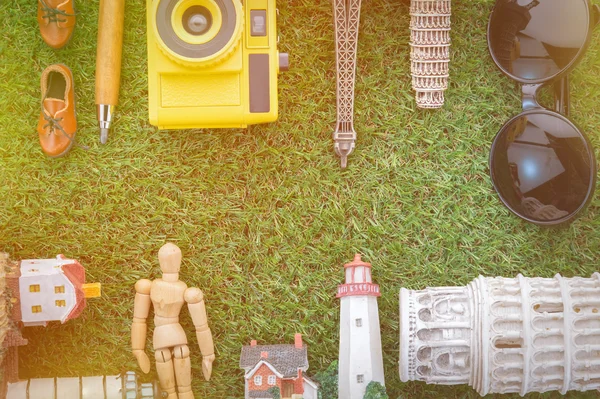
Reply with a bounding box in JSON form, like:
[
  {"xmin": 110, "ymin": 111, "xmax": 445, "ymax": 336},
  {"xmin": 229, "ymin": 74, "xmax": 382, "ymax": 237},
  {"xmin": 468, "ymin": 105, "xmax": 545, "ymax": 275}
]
[{"xmin": 158, "ymin": 243, "xmax": 182, "ymax": 276}]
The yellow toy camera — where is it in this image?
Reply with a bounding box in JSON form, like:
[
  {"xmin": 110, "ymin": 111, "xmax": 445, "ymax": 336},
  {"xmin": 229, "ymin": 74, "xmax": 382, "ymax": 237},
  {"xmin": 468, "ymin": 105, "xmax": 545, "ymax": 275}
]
[{"xmin": 146, "ymin": 0, "xmax": 288, "ymax": 129}]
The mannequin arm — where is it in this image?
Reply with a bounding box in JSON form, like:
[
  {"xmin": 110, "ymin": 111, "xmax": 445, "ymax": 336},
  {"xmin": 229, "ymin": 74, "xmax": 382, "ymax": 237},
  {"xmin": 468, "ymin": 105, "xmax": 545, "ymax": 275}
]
[
  {"xmin": 132, "ymin": 279, "xmax": 152, "ymax": 374},
  {"xmin": 184, "ymin": 287, "xmax": 215, "ymax": 381}
]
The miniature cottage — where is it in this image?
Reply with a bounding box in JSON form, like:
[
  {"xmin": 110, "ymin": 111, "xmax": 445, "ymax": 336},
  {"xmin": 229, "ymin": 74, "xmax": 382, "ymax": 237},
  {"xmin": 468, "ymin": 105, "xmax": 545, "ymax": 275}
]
[
  {"xmin": 240, "ymin": 334, "xmax": 318, "ymax": 399},
  {"xmin": 13, "ymin": 255, "xmax": 100, "ymax": 327},
  {"xmin": 1, "ymin": 253, "xmax": 102, "ymax": 397}
]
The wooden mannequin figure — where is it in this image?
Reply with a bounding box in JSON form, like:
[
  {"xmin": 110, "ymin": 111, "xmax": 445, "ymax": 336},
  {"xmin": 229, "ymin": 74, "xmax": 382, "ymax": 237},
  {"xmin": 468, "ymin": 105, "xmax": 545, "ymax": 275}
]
[{"xmin": 131, "ymin": 243, "xmax": 215, "ymax": 399}]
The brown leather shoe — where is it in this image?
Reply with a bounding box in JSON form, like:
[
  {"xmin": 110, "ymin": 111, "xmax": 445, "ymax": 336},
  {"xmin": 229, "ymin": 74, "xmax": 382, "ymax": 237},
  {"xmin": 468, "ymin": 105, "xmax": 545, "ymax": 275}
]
[
  {"xmin": 37, "ymin": 0, "xmax": 76, "ymax": 49},
  {"xmin": 37, "ymin": 64, "xmax": 77, "ymax": 157}
]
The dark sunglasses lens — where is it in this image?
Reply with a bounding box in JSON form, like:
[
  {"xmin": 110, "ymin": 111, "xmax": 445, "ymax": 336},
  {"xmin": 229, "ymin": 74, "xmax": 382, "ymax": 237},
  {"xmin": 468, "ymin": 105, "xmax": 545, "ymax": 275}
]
[
  {"xmin": 490, "ymin": 112, "xmax": 595, "ymax": 224},
  {"xmin": 489, "ymin": 0, "xmax": 590, "ymax": 82}
]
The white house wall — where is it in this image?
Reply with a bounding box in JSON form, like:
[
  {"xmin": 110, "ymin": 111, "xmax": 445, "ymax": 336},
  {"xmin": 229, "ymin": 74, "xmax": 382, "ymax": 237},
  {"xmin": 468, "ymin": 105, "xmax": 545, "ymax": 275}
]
[
  {"xmin": 302, "ymin": 380, "xmax": 318, "ymax": 399},
  {"xmin": 19, "ymin": 266, "xmax": 76, "ymax": 325}
]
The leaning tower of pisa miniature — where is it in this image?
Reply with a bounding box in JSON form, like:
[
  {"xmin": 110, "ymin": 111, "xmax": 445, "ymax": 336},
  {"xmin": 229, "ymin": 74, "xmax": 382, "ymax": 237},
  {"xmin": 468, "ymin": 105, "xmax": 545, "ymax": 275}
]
[
  {"xmin": 409, "ymin": 0, "xmax": 451, "ymax": 108},
  {"xmin": 399, "ymin": 273, "xmax": 600, "ymax": 395}
]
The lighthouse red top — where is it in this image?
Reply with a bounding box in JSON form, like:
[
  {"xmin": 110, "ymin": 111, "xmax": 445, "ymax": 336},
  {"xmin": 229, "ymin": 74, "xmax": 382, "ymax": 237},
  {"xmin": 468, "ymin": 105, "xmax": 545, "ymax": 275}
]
[{"xmin": 337, "ymin": 254, "xmax": 381, "ymax": 298}]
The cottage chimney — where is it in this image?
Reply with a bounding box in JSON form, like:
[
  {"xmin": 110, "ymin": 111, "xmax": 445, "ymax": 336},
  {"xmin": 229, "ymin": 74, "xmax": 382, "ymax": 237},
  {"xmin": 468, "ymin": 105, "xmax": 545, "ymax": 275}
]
[
  {"xmin": 261, "ymin": 351, "xmax": 269, "ymax": 359},
  {"xmin": 294, "ymin": 333, "xmax": 303, "ymax": 349},
  {"xmin": 251, "ymin": 340, "xmax": 257, "ymax": 347}
]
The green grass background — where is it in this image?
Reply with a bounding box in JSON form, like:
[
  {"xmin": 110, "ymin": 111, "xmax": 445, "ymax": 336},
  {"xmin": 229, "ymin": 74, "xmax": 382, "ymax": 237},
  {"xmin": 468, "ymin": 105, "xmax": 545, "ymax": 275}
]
[{"xmin": 1, "ymin": 0, "xmax": 599, "ymax": 398}]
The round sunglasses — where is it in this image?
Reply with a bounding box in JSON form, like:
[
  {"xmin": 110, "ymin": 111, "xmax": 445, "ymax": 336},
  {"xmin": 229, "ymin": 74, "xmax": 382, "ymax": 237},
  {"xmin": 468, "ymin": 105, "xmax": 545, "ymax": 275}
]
[{"xmin": 487, "ymin": 0, "xmax": 599, "ymax": 226}]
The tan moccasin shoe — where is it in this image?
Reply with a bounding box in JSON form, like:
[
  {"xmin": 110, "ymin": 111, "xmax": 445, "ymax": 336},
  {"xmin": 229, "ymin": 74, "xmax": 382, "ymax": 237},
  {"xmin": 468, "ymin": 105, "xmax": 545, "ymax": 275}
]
[
  {"xmin": 37, "ymin": 64, "xmax": 78, "ymax": 157},
  {"xmin": 37, "ymin": 0, "xmax": 76, "ymax": 49}
]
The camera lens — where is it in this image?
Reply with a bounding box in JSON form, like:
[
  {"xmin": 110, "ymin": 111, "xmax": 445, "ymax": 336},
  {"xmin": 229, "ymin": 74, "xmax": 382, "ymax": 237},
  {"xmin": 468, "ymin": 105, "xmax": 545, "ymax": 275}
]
[
  {"xmin": 183, "ymin": 6, "xmax": 212, "ymax": 35},
  {"xmin": 489, "ymin": 111, "xmax": 595, "ymax": 225},
  {"xmin": 155, "ymin": 0, "xmax": 242, "ymax": 64}
]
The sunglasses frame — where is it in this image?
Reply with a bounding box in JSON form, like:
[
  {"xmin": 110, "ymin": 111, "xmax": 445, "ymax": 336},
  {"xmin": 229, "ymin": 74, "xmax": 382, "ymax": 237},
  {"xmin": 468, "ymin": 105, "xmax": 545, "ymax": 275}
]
[{"xmin": 487, "ymin": 1, "xmax": 600, "ymax": 226}]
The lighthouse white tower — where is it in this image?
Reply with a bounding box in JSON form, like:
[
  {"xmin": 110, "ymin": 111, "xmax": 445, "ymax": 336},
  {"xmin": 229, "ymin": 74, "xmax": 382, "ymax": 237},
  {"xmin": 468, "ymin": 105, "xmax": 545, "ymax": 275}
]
[{"xmin": 337, "ymin": 254, "xmax": 385, "ymax": 399}]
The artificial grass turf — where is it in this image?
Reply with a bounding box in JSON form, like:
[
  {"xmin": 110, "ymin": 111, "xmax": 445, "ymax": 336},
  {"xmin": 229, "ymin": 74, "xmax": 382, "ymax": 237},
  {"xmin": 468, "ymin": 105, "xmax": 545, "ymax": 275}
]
[{"xmin": 0, "ymin": 0, "xmax": 599, "ymax": 397}]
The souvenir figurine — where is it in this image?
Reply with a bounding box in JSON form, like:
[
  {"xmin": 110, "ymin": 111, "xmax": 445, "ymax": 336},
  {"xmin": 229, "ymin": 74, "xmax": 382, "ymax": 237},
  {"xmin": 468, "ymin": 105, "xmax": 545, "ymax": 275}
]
[
  {"xmin": 131, "ymin": 243, "xmax": 215, "ymax": 399},
  {"xmin": 6, "ymin": 371, "xmax": 159, "ymax": 399},
  {"xmin": 409, "ymin": 0, "xmax": 451, "ymax": 108},
  {"xmin": 6, "ymin": 254, "xmax": 101, "ymax": 327},
  {"xmin": 399, "ymin": 273, "xmax": 600, "ymax": 395},
  {"xmin": 0, "ymin": 252, "xmax": 102, "ymax": 398},
  {"xmin": 332, "ymin": 0, "xmax": 362, "ymax": 168},
  {"xmin": 337, "ymin": 255, "xmax": 385, "ymax": 399},
  {"xmin": 239, "ymin": 334, "xmax": 319, "ymax": 399}
]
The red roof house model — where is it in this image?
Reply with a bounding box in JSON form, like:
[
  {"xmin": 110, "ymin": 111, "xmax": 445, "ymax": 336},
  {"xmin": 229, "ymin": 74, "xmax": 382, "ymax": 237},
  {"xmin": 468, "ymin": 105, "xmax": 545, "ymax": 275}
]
[
  {"xmin": 240, "ymin": 334, "xmax": 318, "ymax": 399},
  {"xmin": 15, "ymin": 255, "xmax": 99, "ymax": 327}
]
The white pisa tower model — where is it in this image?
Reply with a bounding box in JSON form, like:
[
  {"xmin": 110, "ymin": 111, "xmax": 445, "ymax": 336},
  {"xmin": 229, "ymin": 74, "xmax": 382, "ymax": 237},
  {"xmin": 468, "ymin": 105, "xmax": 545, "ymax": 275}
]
[
  {"xmin": 399, "ymin": 273, "xmax": 600, "ymax": 396},
  {"xmin": 409, "ymin": 0, "xmax": 451, "ymax": 108},
  {"xmin": 337, "ymin": 255, "xmax": 385, "ymax": 398}
]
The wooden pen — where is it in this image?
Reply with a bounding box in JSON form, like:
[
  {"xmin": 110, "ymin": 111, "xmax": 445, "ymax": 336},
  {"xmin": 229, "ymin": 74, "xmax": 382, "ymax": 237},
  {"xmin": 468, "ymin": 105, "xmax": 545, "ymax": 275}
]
[{"xmin": 95, "ymin": 0, "xmax": 125, "ymax": 144}]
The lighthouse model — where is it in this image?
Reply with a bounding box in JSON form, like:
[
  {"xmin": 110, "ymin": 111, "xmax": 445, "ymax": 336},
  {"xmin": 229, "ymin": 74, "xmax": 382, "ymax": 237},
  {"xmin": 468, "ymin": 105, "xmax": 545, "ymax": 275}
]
[{"xmin": 337, "ymin": 254, "xmax": 385, "ymax": 398}]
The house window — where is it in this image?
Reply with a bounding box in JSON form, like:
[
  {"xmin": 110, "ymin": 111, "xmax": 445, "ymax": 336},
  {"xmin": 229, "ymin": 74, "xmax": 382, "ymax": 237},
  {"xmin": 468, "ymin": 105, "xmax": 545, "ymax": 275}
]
[
  {"xmin": 55, "ymin": 300, "xmax": 66, "ymax": 307},
  {"xmin": 254, "ymin": 375, "xmax": 262, "ymax": 386},
  {"xmin": 31, "ymin": 305, "xmax": 42, "ymax": 313},
  {"xmin": 29, "ymin": 284, "xmax": 40, "ymax": 293},
  {"xmin": 357, "ymin": 374, "xmax": 364, "ymax": 383},
  {"xmin": 55, "ymin": 286, "xmax": 65, "ymax": 294},
  {"xmin": 356, "ymin": 318, "xmax": 363, "ymax": 327},
  {"xmin": 268, "ymin": 375, "xmax": 276, "ymax": 385}
]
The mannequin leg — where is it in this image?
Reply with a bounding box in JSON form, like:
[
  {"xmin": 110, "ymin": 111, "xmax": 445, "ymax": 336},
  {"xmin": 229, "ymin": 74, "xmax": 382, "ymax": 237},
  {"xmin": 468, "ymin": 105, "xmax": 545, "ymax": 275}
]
[
  {"xmin": 173, "ymin": 344, "xmax": 194, "ymax": 399},
  {"xmin": 155, "ymin": 348, "xmax": 177, "ymax": 399}
]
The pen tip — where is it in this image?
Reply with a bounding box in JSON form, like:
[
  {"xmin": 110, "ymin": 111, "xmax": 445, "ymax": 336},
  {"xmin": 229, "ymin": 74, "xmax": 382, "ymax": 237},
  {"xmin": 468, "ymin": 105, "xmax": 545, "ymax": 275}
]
[{"xmin": 100, "ymin": 128, "xmax": 109, "ymax": 144}]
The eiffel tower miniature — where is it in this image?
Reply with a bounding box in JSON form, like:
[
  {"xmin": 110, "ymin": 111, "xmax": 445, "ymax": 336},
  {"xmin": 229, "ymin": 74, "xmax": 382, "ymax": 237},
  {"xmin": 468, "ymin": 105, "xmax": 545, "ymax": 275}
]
[{"xmin": 332, "ymin": 0, "xmax": 362, "ymax": 168}]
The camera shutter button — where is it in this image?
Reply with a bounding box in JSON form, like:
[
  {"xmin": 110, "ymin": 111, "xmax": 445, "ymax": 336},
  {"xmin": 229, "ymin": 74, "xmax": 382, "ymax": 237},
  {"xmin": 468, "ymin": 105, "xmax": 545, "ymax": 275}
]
[{"xmin": 279, "ymin": 53, "xmax": 289, "ymax": 72}]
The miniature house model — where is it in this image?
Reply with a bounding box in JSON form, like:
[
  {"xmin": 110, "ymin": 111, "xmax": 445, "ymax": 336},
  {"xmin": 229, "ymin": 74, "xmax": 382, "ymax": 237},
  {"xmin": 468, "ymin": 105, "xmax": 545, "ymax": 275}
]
[
  {"xmin": 12, "ymin": 255, "xmax": 100, "ymax": 327},
  {"xmin": 0, "ymin": 253, "xmax": 102, "ymax": 398},
  {"xmin": 399, "ymin": 273, "xmax": 600, "ymax": 396},
  {"xmin": 337, "ymin": 255, "xmax": 385, "ymax": 399},
  {"xmin": 239, "ymin": 334, "xmax": 318, "ymax": 399}
]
